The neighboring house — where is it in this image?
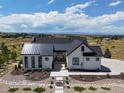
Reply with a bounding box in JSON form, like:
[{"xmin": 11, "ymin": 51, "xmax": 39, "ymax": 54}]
[{"xmin": 21, "ymin": 37, "xmax": 103, "ymax": 71}]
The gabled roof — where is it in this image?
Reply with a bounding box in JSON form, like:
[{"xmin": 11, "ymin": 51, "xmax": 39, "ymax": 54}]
[
  {"xmin": 32, "ymin": 37, "xmax": 88, "ymax": 44},
  {"xmin": 21, "ymin": 43, "xmax": 53, "ymax": 55},
  {"xmin": 67, "ymin": 40, "xmax": 82, "ymax": 55},
  {"xmin": 22, "ymin": 37, "xmax": 102, "ymax": 57},
  {"xmin": 89, "ymin": 46, "xmax": 103, "ymax": 56}
]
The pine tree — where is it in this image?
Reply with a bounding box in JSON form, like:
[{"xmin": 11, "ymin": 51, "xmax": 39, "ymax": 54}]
[{"xmin": 104, "ymin": 48, "xmax": 111, "ymax": 58}]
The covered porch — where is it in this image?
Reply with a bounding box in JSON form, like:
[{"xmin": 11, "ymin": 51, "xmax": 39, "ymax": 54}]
[{"xmin": 52, "ymin": 51, "xmax": 67, "ymax": 71}]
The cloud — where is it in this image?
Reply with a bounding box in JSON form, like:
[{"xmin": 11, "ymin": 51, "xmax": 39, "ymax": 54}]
[
  {"xmin": 66, "ymin": 1, "xmax": 95, "ymax": 14},
  {"xmin": 109, "ymin": 1, "xmax": 122, "ymax": 6},
  {"xmin": 0, "ymin": 2, "xmax": 124, "ymax": 34},
  {"xmin": 48, "ymin": 0, "xmax": 55, "ymax": 4},
  {"xmin": 21, "ymin": 24, "xmax": 28, "ymax": 28}
]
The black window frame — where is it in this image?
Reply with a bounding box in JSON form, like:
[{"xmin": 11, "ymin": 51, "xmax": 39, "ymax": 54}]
[
  {"xmin": 72, "ymin": 57, "xmax": 79, "ymax": 65},
  {"xmin": 38, "ymin": 56, "xmax": 42, "ymax": 68},
  {"xmin": 96, "ymin": 57, "xmax": 100, "ymax": 61},
  {"xmin": 31, "ymin": 56, "xmax": 35, "ymax": 68},
  {"xmin": 86, "ymin": 57, "xmax": 90, "ymax": 61},
  {"xmin": 24, "ymin": 56, "xmax": 28, "ymax": 68},
  {"xmin": 81, "ymin": 46, "xmax": 84, "ymax": 51}
]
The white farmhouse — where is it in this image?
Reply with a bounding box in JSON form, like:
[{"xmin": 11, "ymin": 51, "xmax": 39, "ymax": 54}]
[{"xmin": 21, "ymin": 37, "xmax": 103, "ymax": 71}]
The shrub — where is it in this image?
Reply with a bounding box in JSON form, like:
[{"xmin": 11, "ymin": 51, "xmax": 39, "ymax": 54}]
[
  {"xmin": 66, "ymin": 77, "xmax": 69, "ymax": 80},
  {"xmin": 14, "ymin": 65, "xmax": 18, "ymax": 71},
  {"xmin": 120, "ymin": 72, "xmax": 124, "ymax": 78},
  {"xmin": 89, "ymin": 86, "xmax": 97, "ymax": 91},
  {"xmin": 79, "ymin": 75, "xmax": 83, "ymax": 78},
  {"xmin": 66, "ymin": 81, "xmax": 69, "ymax": 84},
  {"xmin": 52, "ymin": 77, "xmax": 54, "ymax": 80},
  {"xmin": 67, "ymin": 86, "xmax": 70, "ymax": 89},
  {"xmin": 111, "ymin": 46, "xmax": 115, "ymax": 48},
  {"xmin": 49, "ymin": 85, "xmax": 53, "ymax": 89},
  {"xmin": 74, "ymin": 86, "xmax": 86, "ymax": 92},
  {"xmin": 22, "ymin": 87, "xmax": 32, "ymax": 91},
  {"xmin": 101, "ymin": 87, "xmax": 111, "ymax": 90},
  {"xmin": 33, "ymin": 87, "xmax": 45, "ymax": 93},
  {"xmin": 104, "ymin": 48, "xmax": 111, "ymax": 58},
  {"xmin": 51, "ymin": 81, "xmax": 54, "ymax": 84},
  {"xmin": 18, "ymin": 62, "xmax": 21, "ymax": 69},
  {"xmin": 8, "ymin": 88, "xmax": 19, "ymax": 92},
  {"xmin": 106, "ymin": 74, "xmax": 111, "ymax": 78}
]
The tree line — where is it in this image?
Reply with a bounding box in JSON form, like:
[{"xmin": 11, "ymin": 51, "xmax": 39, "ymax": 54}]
[{"xmin": 0, "ymin": 43, "xmax": 17, "ymax": 68}]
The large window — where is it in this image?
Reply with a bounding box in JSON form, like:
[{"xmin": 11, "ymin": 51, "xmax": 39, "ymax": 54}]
[
  {"xmin": 38, "ymin": 56, "xmax": 42, "ymax": 68},
  {"xmin": 31, "ymin": 56, "xmax": 35, "ymax": 68},
  {"xmin": 96, "ymin": 57, "xmax": 100, "ymax": 61},
  {"xmin": 72, "ymin": 57, "xmax": 79, "ymax": 65},
  {"xmin": 24, "ymin": 56, "xmax": 28, "ymax": 68},
  {"xmin": 86, "ymin": 57, "xmax": 90, "ymax": 61}
]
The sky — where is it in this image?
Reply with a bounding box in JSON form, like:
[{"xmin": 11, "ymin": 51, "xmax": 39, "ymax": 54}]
[{"xmin": 0, "ymin": 0, "xmax": 124, "ymax": 35}]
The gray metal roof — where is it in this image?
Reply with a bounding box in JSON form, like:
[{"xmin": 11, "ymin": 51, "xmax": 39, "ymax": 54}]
[
  {"xmin": 54, "ymin": 44, "xmax": 70, "ymax": 51},
  {"xmin": 22, "ymin": 43, "xmax": 53, "ymax": 55},
  {"xmin": 67, "ymin": 40, "xmax": 82, "ymax": 55},
  {"xmin": 32, "ymin": 37, "xmax": 88, "ymax": 44},
  {"xmin": 22, "ymin": 38, "xmax": 102, "ymax": 56},
  {"xmin": 90, "ymin": 46, "xmax": 103, "ymax": 56}
]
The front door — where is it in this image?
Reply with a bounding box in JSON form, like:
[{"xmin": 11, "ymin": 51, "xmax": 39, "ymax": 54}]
[{"xmin": 53, "ymin": 51, "xmax": 66, "ymax": 71}]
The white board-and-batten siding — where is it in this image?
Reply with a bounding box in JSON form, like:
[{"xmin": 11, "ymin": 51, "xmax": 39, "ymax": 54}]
[
  {"xmin": 66, "ymin": 43, "xmax": 101, "ymax": 70},
  {"xmin": 22, "ymin": 55, "xmax": 53, "ymax": 70}
]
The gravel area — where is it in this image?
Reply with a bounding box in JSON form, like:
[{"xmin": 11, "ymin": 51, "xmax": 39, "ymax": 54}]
[
  {"xmin": 0, "ymin": 84, "xmax": 54, "ymax": 93},
  {"xmin": 64, "ymin": 86, "xmax": 124, "ymax": 93},
  {"xmin": 1, "ymin": 70, "xmax": 52, "ymax": 84},
  {"xmin": 64, "ymin": 78, "xmax": 124, "ymax": 93}
]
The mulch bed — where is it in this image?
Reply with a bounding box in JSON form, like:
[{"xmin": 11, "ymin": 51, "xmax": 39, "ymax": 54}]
[
  {"xmin": 25, "ymin": 71, "xmax": 50, "ymax": 81},
  {"xmin": 11, "ymin": 69, "xmax": 24, "ymax": 75},
  {"xmin": 70, "ymin": 75, "xmax": 124, "ymax": 82}
]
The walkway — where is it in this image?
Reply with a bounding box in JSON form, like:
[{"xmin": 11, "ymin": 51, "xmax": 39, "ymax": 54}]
[
  {"xmin": 51, "ymin": 70, "xmax": 68, "ymax": 93},
  {"xmin": 51, "ymin": 61, "xmax": 68, "ymax": 93},
  {"xmin": 55, "ymin": 77, "xmax": 64, "ymax": 93},
  {"xmin": 50, "ymin": 70, "xmax": 69, "ymax": 77}
]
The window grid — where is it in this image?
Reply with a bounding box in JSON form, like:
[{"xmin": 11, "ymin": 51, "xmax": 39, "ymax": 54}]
[
  {"xmin": 86, "ymin": 57, "xmax": 90, "ymax": 61},
  {"xmin": 24, "ymin": 56, "xmax": 28, "ymax": 68},
  {"xmin": 96, "ymin": 57, "xmax": 99, "ymax": 61},
  {"xmin": 72, "ymin": 57, "xmax": 79, "ymax": 65},
  {"xmin": 31, "ymin": 56, "xmax": 35, "ymax": 68},
  {"xmin": 38, "ymin": 56, "xmax": 42, "ymax": 68}
]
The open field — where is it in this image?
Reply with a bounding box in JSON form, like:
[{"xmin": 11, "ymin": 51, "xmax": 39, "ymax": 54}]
[
  {"xmin": 88, "ymin": 38, "xmax": 124, "ymax": 60},
  {"xmin": 0, "ymin": 35, "xmax": 123, "ymax": 61}
]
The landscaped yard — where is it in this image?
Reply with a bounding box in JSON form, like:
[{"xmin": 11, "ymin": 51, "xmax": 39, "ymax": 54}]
[
  {"xmin": 64, "ymin": 78, "xmax": 124, "ymax": 93},
  {"xmin": 0, "ymin": 35, "xmax": 124, "ymax": 93}
]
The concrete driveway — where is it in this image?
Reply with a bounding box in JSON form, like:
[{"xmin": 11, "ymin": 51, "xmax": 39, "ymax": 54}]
[{"xmin": 101, "ymin": 58, "xmax": 124, "ymax": 75}]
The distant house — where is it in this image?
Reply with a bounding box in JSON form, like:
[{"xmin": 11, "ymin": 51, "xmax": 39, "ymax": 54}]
[{"xmin": 21, "ymin": 37, "xmax": 103, "ymax": 71}]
